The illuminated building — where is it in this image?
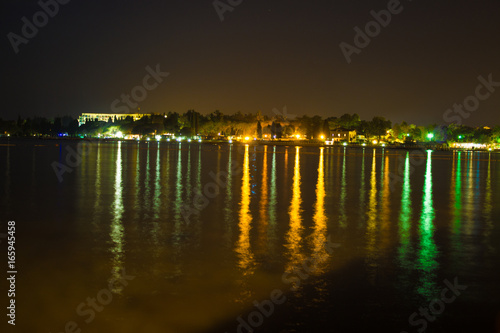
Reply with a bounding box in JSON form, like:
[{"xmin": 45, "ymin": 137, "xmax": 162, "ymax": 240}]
[
  {"xmin": 329, "ymin": 128, "xmax": 357, "ymax": 142},
  {"xmin": 78, "ymin": 113, "xmax": 150, "ymax": 126}
]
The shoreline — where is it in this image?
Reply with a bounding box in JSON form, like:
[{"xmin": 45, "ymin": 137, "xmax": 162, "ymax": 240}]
[{"xmin": 1, "ymin": 136, "xmax": 496, "ymax": 152}]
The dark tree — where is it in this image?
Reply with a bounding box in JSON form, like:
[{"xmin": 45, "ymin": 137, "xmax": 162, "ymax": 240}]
[{"xmin": 256, "ymin": 120, "xmax": 262, "ymax": 139}]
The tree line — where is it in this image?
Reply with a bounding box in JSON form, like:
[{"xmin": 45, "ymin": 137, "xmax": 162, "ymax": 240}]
[{"xmin": 1, "ymin": 111, "xmax": 499, "ymax": 144}]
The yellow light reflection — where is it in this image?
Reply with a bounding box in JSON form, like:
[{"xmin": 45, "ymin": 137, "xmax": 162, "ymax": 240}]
[
  {"xmin": 359, "ymin": 148, "xmax": 366, "ymax": 224},
  {"xmin": 379, "ymin": 153, "xmax": 391, "ymax": 249},
  {"xmin": 339, "ymin": 148, "xmax": 347, "ymax": 227},
  {"xmin": 236, "ymin": 145, "xmax": 255, "ymax": 275},
  {"xmin": 365, "ymin": 149, "xmax": 378, "ymax": 284},
  {"xmin": 269, "ymin": 146, "xmax": 277, "ymax": 226},
  {"xmin": 92, "ymin": 143, "xmax": 102, "ymax": 230},
  {"xmin": 224, "ymin": 145, "xmax": 234, "ymax": 248},
  {"xmin": 311, "ymin": 147, "xmax": 328, "ymax": 273},
  {"xmin": 284, "ymin": 147, "xmax": 289, "ymax": 181},
  {"xmin": 285, "ymin": 147, "xmax": 304, "ymax": 280}
]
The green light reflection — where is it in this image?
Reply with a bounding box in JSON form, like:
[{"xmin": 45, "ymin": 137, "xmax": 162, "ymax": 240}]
[
  {"xmin": 417, "ymin": 150, "xmax": 438, "ymax": 298},
  {"xmin": 398, "ymin": 152, "xmax": 412, "ymax": 273}
]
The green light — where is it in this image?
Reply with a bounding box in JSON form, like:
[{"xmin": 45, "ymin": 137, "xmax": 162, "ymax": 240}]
[
  {"xmin": 427, "ymin": 133, "xmax": 434, "ymax": 139},
  {"xmin": 417, "ymin": 150, "xmax": 438, "ymax": 298},
  {"xmin": 458, "ymin": 135, "xmax": 462, "ymax": 139},
  {"xmin": 398, "ymin": 152, "xmax": 412, "ymax": 273}
]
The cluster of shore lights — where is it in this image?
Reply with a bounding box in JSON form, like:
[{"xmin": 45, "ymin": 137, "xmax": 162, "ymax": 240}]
[
  {"xmin": 452, "ymin": 142, "xmax": 488, "ymax": 149},
  {"xmin": 142, "ymin": 135, "xmax": 203, "ymax": 142}
]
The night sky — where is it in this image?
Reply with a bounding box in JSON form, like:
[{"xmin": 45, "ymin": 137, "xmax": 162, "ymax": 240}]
[{"xmin": 2, "ymin": 0, "xmax": 500, "ymax": 126}]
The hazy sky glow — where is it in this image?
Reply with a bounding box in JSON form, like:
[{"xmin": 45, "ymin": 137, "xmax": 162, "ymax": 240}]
[{"xmin": 2, "ymin": 0, "xmax": 500, "ymax": 126}]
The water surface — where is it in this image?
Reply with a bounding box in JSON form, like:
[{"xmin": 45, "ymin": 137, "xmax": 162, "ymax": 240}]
[{"xmin": 1, "ymin": 139, "xmax": 499, "ymax": 332}]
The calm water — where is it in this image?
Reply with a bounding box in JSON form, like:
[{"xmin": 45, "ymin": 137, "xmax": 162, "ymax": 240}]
[{"xmin": 1, "ymin": 138, "xmax": 500, "ymax": 333}]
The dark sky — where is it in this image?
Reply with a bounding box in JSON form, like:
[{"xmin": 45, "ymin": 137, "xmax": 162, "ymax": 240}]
[{"xmin": 1, "ymin": 0, "xmax": 500, "ymax": 126}]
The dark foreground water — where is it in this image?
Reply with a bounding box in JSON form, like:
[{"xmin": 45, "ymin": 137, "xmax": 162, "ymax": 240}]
[{"xmin": 1, "ymin": 138, "xmax": 499, "ymax": 333}]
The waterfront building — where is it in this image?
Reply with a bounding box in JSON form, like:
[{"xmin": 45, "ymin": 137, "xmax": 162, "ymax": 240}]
[{"xmin": 78, "ymin": 113, "xmax": 149, "ymax": 126}]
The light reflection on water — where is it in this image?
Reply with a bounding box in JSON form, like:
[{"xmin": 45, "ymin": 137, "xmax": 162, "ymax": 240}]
[
  {"xmin": 256, "ymin": 145, "xmax": 269, "ymax": 257},
  {"xmin": 285, "ymin": 146, "xmax": 305, "ymax": 282},
  {"xmin": 417, "ymin": 150, "xmax": 438, "ymax": 298},
  {"xmin": 1, "ymin": 140, "xmax": 499, "ymax": 332},
  {"xmin": 339, "ymin": 148, "xmax": 347, "ymax": 227},
  {"xmin": 365, "ymin": 149, "xmax": 378, "ymax": 284},
  {"xmin": 311, "ymin": 147, "xmax": 328, "ymax": 273},
  {"xmin": 236, "ymin": 144, "xmax": 255, "ymax": 276},
  {"xmin": 110, "ymin": 141, "xmax": 125, "ymax": 294},
  {"xmin": 397, "ymin": 152, "xmax": 413, "ymax": 286}
]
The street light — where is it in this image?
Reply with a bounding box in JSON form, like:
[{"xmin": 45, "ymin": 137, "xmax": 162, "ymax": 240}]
[{"xmin": 427, "ymin": 133, "xmax": 434, "ymax": 140}]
